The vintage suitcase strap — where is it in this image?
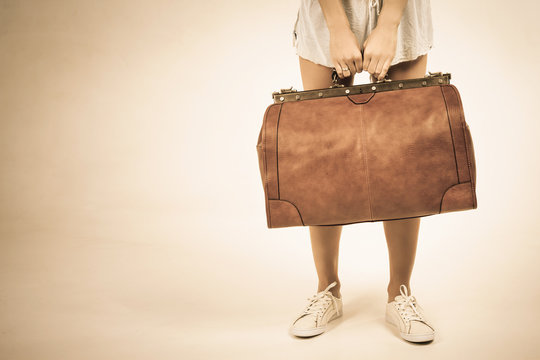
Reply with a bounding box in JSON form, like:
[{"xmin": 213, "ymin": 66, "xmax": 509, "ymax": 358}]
[{"xmin": 257, "ymin": 71, "xmax": 477, "ymax": 228}]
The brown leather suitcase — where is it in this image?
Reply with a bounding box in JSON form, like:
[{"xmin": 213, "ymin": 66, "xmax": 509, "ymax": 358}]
[{"xmin": 256, "ymin": 72, "xmax": 477, "ymax": 228}]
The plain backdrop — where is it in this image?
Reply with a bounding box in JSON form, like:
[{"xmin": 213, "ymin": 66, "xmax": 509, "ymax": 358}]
[{"xmin": 1, "ymin": 0, "xmax": 539, "ymax": 359}]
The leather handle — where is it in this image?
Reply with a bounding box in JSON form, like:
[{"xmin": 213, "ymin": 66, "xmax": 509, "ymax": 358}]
[
  {"xmin": 347, "ymin": 93, "xmax": 375, "ymax": 105},
  {"xmin": 331, "ymin": 67, "xmax": 392, "ymax": 86}
]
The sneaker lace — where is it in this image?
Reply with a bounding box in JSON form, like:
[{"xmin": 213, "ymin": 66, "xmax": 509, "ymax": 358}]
[
  {"xmin": 395, "ymin": 284, "xmax": 424, "ymax": 323},
  {"xmin": 300, "ymin": 281, "xmax": 340, "ymax": 322}
]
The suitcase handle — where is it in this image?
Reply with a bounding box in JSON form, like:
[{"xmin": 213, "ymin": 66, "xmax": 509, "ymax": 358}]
[
  {"xmin": 331, "ymin": 67, "xmax": 391, "ymax": 86},
  {"xmin": 331, "ymin": 69, "xmax": 448, "ymax": 87}
]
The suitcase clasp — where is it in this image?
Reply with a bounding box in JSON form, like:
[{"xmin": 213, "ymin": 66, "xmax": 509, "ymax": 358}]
[
  {"xmin": 272, "ymin": 86, "xmax": 298, "ymax": 96},
  {"xmin": 425, "ymin": 71, "xmax": 451, "ymax": 80}
]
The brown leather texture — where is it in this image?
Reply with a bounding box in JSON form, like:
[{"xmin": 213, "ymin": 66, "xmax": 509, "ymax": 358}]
[{"xmin": 256, "ymin": 84, "xmax": 477, "ymax": 228}]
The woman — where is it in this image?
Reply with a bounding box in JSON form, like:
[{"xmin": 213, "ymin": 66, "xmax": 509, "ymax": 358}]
[{"xmin": 289, "ymin": 0, "xmax": 436, "ymax": 343}]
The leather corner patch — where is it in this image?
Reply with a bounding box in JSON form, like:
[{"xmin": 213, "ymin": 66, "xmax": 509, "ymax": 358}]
[
  {"xmin": 440, "ymin": 182, "xmax": 475, "ymax": 213},
  {"xmin": 268, "ymin": 199, "xmax": 304, "ymax": 228}
]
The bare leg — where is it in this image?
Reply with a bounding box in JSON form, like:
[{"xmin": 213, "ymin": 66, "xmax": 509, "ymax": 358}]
[
  {"xmin": 298, "ymin": 56, "xmax": 355, "ymax": 299},
  {"xmin": 371, "ymin": 54, "xmax": 428, "ymax": 303}
]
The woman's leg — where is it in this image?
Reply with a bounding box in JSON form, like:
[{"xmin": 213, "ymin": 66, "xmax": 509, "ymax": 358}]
[
  {"xmin": 369, "ymin": 54, "xmax": 428, "ymax": 303},
  {"xmin": 298, "ymin": 56, "xmax": 355, "ymax": 299}
]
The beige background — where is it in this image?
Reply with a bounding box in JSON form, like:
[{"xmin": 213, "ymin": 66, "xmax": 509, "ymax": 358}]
[{"xmin": 1, "ymin": 0, "xmax": 539, "ymax": 359}]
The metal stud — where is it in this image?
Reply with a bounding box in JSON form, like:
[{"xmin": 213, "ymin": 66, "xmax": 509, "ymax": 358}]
[
  {"xmin": 295, "ymin": 94, "xmax": 300, "ymax": 100},
  {"xmin": 398, "ymin": 83, "xmax": 403, "ymax": 88},
  {"xmin": 438, "ymin": 79, "xmax": 443, "ymax": 84},
  {"xmin": 371, "ymin": 85, "xmax": 376, "ymax": 91},
  {"xmin": 421, "ymin": 81, "xmax": 427, "ymax": 86},
  {"xmin": 279, "ymin": 96, "xmax": 285, "ymax": 101},
  {"xmin": 318, "ymin": 92, "xmax": 323, "ymax": 97},
  {"xmin": 345, "ymin": 89, "xmax": 350, "ymax": 94}
]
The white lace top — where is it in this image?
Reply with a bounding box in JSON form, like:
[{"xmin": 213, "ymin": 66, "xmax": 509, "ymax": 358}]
[{"xmin": 292, "ymin": 0, "xmax": 434, "ymax": 68}]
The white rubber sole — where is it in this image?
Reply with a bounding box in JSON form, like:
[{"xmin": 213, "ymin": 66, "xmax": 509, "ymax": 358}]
[
  {"xmin": 385, "ymin": 310, "xmax": 435, "ymax": 342},
  {"xmin": 289, "ymin": 311, "xmax": 342, "ymax": 338}
]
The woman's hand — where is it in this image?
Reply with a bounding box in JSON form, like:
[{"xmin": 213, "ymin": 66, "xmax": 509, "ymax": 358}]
[
  {"xmin": 329, "ymin": 27, "xmax": 363, "ymax": 79},
  {"xmin": 362, "ymin": 23, "xmax": 399, "ymax": 81}
]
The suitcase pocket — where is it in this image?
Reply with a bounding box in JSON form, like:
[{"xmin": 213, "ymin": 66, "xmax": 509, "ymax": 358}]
[
  {"xmin": 256, "ymin": 127, "xmax": 266, "ymax": 187},
  {"xmin": 463, "ymin": 123, "xmax": 476, "ymax": 188}
]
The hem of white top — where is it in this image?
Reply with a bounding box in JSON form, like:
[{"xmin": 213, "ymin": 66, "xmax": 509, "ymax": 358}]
[
  {"xmin": 293, "ymin": 43, "xmax": 434, "ymax": 69},
  {"xmin": 390, "ymin": 43, "xmax": 434, "ymax": 66}
]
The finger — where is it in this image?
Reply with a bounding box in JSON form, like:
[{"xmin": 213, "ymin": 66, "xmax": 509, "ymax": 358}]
[
  {"xmin": 362, "ymin": 39, "xmax": 370, "ymax": 72},
  {"xmin": 378, "ymin": 58, "xmax": 392, "ymax": 80},
  {"xmin": 353, "ymin": 56, "xmax": 362, "ymax": 74},
  {"xmin": 373, "ymin": 56, "xmax": 387, "ymax": 79},
  {"xmin": 367, "ymin": 56, "xmax": 379, "ymax": 76},
  {"xmin": 351, "ymin": 59, "xmax": 360, "ymax": 74},
  {"xmin": 347, "ymin": 57, "xmax": 356, "ymax": 76},
  {"xmin": 333, "ymin": 62, "xmax": 343, "ymax": 79},
  {"xmin": 350, "ymin": 51, "xmax": 362, "ymax": 73},
  {"xmin": 374, "ymin": 58, "xmax": 385, "ymax": 80},
  {"xmin": 362, "ymin": 54, "xmax": 371, "ymax": 73},
  {"xmin": 342, "ymin": 60, "xmax": 354, "ymax": 77},
  {"xmin": 335, "ymin": 67, "xmax": 342, "ymax": 79}
]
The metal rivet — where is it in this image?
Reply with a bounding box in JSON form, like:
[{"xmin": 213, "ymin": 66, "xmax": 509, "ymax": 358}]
[
  {"xmin": 345, "ymin": 89, "xmax": 350, "ymax": 94},
  {"xmin": 371, "ymin": 85, "xmax": 376, "ymax": 91},
  {"xmin": 398, "ymin": 83, "xmax": 403, "ymax": 88},
  {"xmin": 438, "ymin": 79, "xmax": 443, "ymax": 83},
  {"xmin": 318, "ymin": 92, "xmax": 323, "ymax": 97},
  {"xmin": 422, "ymin": 81, "xmax": 427, "ymax": 86},
  {"xmin": 279, "ymin": 96, "xmax": 284, "ymax": 101},
  {"xmin": 295, "ymin": 94, "xmax": 300, "ymax": 99}
]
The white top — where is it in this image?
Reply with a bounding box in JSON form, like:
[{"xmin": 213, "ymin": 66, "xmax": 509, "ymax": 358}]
[{"xmin": 292, "ymin": 0, "xmax": 434, "ymax": 68}]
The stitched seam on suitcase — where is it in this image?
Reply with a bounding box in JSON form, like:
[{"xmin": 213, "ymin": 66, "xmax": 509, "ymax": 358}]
[
  {"xmin": 276, "ymin": 103, "xmax": 283, "ymax": 199},
  {"xmin": 263, "ymin": 105, "xmax": 271, "ymax": 226},
  {"xmin": 359, "ymin": 105, "xmax": 373, "ymax": 220},
  {"xmin": 440, "ymin": 86, "xmax": 460, "ymax": 184},
  {"xmin": 450, "ymin": 85, "xmax": 476, "ymax": 208},
  {"xmin": 443, "ymin": 85, "xmax": 471, "ymax": 184}
]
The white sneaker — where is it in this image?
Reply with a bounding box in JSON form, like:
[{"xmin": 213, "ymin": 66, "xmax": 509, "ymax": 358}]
[
  {"xmin": 289, "ymin": 281, "xmax": 343, "ymax": 337},
  {"xmin": 385, "ymin": 284, "xmax": 435, "ymax": 342}
]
